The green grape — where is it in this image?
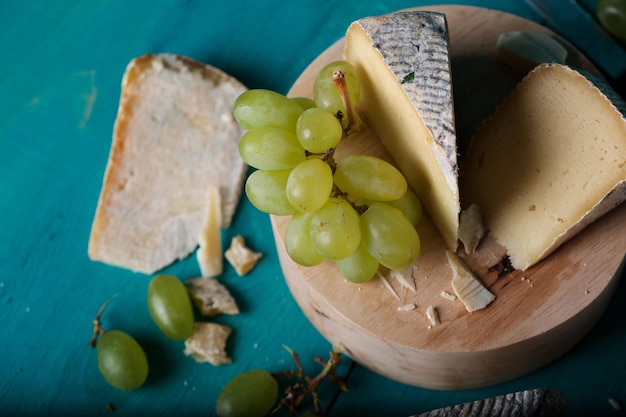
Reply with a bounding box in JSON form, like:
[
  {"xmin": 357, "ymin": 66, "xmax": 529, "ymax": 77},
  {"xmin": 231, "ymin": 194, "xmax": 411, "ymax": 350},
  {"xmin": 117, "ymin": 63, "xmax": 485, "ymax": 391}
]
[
  {"xmin": 215, "ymin": 369, "xmax": 278, "ymax": 417},
  {"xmin": 310, "ymin": 197, "xmax": 361, "ymax": 260},
  {"xmin": 245, "ymin": 169, "xmax": 296, "ymax": 215},
  {"xmin": 291, "ymin": 96, "xmax": 317, "ymax": 110},
  {"xmin": 147, "ymin": 274, "xmax": 195, "ymax": 341},
  {"xmin": 313, "ymin": 60, "xmax": 360, "ymax": 117},
  {"xmin": 286, "ymin": 159, "xmax": 333, "ymax": 212},
  {"xmin": 97, "ymin": 330, "xmax": 148, "ymax": 390},
  {"xmin": 234, "ymin": 89, "xmax": 304, "ymax": 131},
  {"xmin": 284, "ymin": 212, "xmax": 325, "ymax": 266},
  {"xmin": 336, "ymin": 242, "xmax": 379, "ymax": 283},
  {"xmin": 239, "ymin": 126, "xmax": 306, "ymax": 170},
  {"xmin": 295, "ymin": 108, "xmax": 343, "ymax": 153},
  {"xmin": 334, "ymin": 155, "xmax": 407, "ymax": 201},
  {"xmin": 360, "ymin": 203, "xmax": 421, "ymax": 270},
  {"xmin": 385, "ymin": 189, "xmax": 423, "ymax": 226},
  {"xmin": 597, "ymin": 0, "xmax": 626, "ymax": 40}
]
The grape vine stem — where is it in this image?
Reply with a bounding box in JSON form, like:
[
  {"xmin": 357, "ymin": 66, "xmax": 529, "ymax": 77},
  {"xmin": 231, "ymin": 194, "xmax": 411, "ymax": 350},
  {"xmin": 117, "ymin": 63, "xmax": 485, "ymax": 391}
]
[
  {"xmin": 271, "ymin": 345, "xmax": 347, "ymax": 415},
  {"xmin": 89, "ymin": 295, "xmax": 118, "ymax": 348}
]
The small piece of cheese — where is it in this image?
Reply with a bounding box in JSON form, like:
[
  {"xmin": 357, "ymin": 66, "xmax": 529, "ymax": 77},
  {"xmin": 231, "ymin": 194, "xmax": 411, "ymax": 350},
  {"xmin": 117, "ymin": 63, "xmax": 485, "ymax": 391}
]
[
  {"xmin": 344, "ymin": 11, "xmax": 460, "ymax": 252},
  {"xmin": 461, "ymin": 64, "xmax": 626, "ymax": 270},
  {"xmin": 389, "ymin": 267, "xmax": 416, "ymax": 291},
  {"xmin": 186, "ymin": 277, "xmax": 239, "ymax": 316},
  {"xmin": 224, "ymin": 235, "xmax": 262, "ymax": 276},
  {"xmin": 446, "ymin": 251, "xmax": 495, "ymax": 312},
  {"xmin": 196, "ymin": 184, "xmax": 223, "ymax": 277},
  {"xmin": 426, "ymin": 305, "xmax": 440, "ymax": 326},
  {"xmin": 184, "ymin": 322, "xmax": 232, "ymax": 365},
  {"xmin": 377, "ymin": 271, "xmax": 400, "ymax": 300},
  {"xmin": 458, "ymin": 203, "xmax": 485, "ymax": 254}
]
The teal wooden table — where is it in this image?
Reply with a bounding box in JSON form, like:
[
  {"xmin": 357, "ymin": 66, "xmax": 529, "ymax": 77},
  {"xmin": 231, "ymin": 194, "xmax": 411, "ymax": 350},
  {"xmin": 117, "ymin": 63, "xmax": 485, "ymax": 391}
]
[{"xmin": 1, "ymin": 1, "xmax": 625, "ymax": 416}]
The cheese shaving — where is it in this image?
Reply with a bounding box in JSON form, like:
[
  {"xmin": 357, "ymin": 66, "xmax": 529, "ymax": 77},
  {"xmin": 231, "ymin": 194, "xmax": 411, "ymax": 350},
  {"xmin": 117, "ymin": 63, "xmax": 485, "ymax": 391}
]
[
  {"xmin": 426, "ymin": 305, "xmax": 440, "ymax": 326},
  {"xmin": 377, "ymin": 271, "xmax": 400, "ymax": 300},
  {"xmin": 390, "ymin": 267, "xmax": 416, "ymax": 291}
]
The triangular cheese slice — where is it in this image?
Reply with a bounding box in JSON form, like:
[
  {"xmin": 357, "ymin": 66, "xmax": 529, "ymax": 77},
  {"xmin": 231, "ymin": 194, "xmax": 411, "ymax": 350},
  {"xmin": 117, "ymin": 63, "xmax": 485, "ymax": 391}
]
[
  {"xmin": 344, "ymin": 11, "xmax": 459, "ymax": 251},
  {"xmin": 89, "ymin": 54, "xmax": 247, "ymax": 274},
  {"xmin": 461, "ymin": 64, "xmax": 626, "ymax": 270}
]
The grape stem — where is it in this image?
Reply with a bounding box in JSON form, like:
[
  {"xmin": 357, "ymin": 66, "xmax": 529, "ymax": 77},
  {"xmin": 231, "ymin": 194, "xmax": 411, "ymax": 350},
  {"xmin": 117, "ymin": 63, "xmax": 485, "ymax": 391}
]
[
  {"xmin": 271, "ymin": 345, "xmax": 346, "ymax": 415},
  {"xmin": 89, "ymin": 295, "xmax": 118, "ymax": 348},
  {"xmin": 332, "ymin": 70, "xmax": 365, "ymax": 133}
]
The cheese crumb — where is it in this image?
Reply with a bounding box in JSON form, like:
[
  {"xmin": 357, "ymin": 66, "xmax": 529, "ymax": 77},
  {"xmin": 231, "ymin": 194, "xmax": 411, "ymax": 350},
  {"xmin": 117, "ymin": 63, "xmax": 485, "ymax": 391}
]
[
  {"xmin": 224, "ymin": 235, "xmax": 262, "ymax": 276},
  {"xmin": 440, "ymin": 290, "xmax": 456, "ymax": 301},
  {"xmin": 426, "ymin": 305, "xmax": 440, "ymax": 326},
  {"xmin": 397, "ymin": 303, "xmax": 416, "ymax": 311},
  {"xmin": 186, "ymin": 277, "xmax": 239, "ymax": 316},
  {"xmin": 184, "ymin": 322, "xmax": 232, "ymax": 365}
]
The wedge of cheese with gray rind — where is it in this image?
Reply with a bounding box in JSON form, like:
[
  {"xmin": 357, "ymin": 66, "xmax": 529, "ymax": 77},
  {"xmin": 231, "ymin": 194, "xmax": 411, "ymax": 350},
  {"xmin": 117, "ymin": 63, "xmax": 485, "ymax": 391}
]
[
  {"xmin": 89, "ymin": 54, "xmax": 247, "ymax": 274},
  {"xmin": 345, "ymin": 11, "xmax": 459, "ymax": 251},
  {"xmin": 461, "ymin": 63, "xmax": 626, "ymax": 271}
]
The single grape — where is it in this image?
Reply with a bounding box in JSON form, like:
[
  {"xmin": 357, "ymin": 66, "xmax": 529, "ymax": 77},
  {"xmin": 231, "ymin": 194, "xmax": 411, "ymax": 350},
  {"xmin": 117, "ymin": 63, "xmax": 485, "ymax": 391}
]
[
  {"xmin": 245, "ymin": 169, "xmax": 296, "ymax": 215},
  {"xmin": 291, "ymin": 96, "xmax": 317, "ymax": 110},
  {"xmin": 239, "ymin": 126, "xmax": 306, "ymax": 170},
  {"xmin": 385, "ymin": 189, "xmax": 423, "ymax": 226},
  {"xmin": 286, "ymin": 159, "xmax": 333, "ymax": 212},
  {"xmin": 336, "ymin": 243, "xmax": 379, "ymax": 283},
  {"xmin": 295, "ymin": 108, "xmax": 343, "ymax": 153},
  {"xmin": 360, "ymin": 203, "xmax": 421, "ymax": 270},
  {"xmin": 334, "ymin": 155, "xmax": 407, "ymax": 201},
  {"xmin": 310, "ymin": 197, "xmax": 361, "ymax": 260},
  {"xmin": 234, "ymin": 89, "xmax": 304, "ymax": 131},
  {"xmin": 147, "ymin": 274, "xmax": 195, "ymax": 341},
  {"xmin": 597, "ymin": 0, "xmax": 626, "ymax": 40},
  {"xmin": 215, "ymin": 369, "xmax": 279, "ymax": 417},
  {"xmin": 284, "ymin": 212, "xmax": 325, "ymax": 266},
  {"xmin": 314, "ymin": 61, "xmax": 360, "ymax": 117},
  {"xmin": 97, "ymin": 330, "xmax": 148, "ymax": 390}
]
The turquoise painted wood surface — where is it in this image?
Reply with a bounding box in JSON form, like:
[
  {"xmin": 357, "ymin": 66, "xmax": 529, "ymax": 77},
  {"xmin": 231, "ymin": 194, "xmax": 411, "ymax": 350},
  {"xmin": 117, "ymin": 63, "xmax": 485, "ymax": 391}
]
[{"xmin": 1, "ymin": 1, "xmax": 624, "ymax": 416}]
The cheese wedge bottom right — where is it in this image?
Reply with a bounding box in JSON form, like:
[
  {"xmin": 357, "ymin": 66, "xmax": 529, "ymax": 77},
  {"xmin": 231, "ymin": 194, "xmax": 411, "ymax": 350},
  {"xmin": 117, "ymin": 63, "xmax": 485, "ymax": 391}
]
[{"xmin": 461, "ymin": 64, "xmax": 626, "ymax": 270}]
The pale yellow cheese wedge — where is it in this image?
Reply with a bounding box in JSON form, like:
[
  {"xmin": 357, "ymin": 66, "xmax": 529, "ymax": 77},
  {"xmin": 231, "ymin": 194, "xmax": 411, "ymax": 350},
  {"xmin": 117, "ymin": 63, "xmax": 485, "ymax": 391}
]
[
  {"xmin": 461, "ymin": 64, "xmax": 626, "ymax": 270},
  {"xmin": 344, "ymin": 11, "xmax": 459, "ymax": 251}
]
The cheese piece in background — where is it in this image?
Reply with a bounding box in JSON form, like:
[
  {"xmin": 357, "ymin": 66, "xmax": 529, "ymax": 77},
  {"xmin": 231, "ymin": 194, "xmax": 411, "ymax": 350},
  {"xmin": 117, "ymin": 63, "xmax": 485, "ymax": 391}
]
[
  {"xmin": 496, "ymin": 31, "xmax": 567, "ymax": 74},
  {"xmin": 88, "ymin": 53, "xmax": 247, "ymax": 274},
  {"xmin": 344, "ymin": 11, "xmax": 460, "ymax": 252},
  {"xmin": 461, "ymin": 63, "xmax": 626, "ymax": 270}
]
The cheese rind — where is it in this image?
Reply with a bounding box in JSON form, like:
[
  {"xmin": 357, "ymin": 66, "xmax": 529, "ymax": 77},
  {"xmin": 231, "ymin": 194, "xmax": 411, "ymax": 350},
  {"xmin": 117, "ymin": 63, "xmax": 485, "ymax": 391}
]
[
  {"xmin": 461, "ymin": 64, "xmax": 626, "ymax": 270},
  {"xmin": 344, "ymin": 11, "xmax": 459, "ymax": 251}
]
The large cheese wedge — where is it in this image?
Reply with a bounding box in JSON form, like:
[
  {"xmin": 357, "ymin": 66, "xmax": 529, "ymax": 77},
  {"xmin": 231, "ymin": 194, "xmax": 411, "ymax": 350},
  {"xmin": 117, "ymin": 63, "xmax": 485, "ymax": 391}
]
[
  {"xmin": 89, "ymin": 54, "xmax": 247, "ymax": 274},
  {"xmin": 344, "ymin": 11, "xmax": 459, "ymax": 251},
  {"xmin": 461, "ymin": 63, "xmax": 626, "ymax": 270}
]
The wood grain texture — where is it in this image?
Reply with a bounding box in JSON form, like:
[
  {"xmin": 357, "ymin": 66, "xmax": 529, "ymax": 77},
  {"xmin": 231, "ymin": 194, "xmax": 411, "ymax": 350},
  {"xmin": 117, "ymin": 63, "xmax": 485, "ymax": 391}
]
[{"xmin": 271, "ymin": 5, "xmax": 626, "ymax": 389}]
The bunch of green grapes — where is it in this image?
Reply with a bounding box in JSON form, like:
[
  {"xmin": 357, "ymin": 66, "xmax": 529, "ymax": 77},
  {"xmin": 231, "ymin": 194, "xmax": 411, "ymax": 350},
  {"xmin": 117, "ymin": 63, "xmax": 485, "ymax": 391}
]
[{"xmin": 234, "ymin": 61, "xmax": 422, "ymax": 283}]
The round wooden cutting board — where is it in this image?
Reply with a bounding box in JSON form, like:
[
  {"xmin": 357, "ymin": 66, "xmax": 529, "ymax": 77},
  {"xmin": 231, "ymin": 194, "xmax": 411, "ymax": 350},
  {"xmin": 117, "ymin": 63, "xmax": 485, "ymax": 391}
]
[{"xmin": 270, "ymin": 5, "xmax": 626, "ymax": 389}]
